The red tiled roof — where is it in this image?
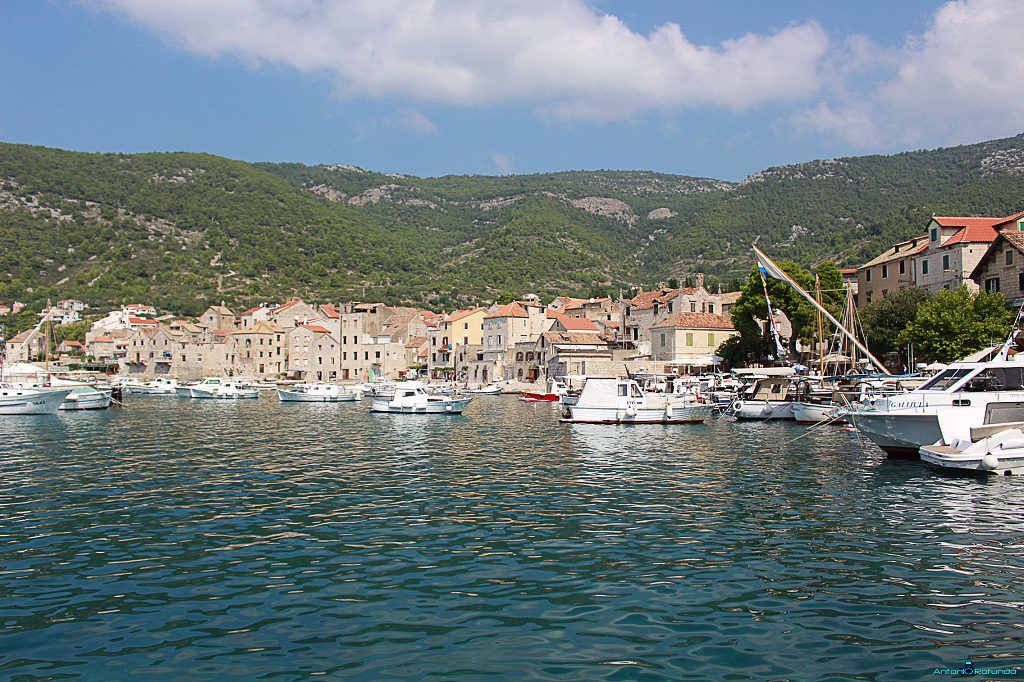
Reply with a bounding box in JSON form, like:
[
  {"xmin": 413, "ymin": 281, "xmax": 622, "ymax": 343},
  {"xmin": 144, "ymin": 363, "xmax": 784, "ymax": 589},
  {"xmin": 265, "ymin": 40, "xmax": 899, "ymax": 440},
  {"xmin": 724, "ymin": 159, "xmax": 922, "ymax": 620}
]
[
  {"xmin": 62, "ymin": 340, "xmax": 83, "ymax": 347},
  {"xmin": 241, "ymin": 306, "xmax": 264, "ymax": 316},
  {"xmin": 447, "ymin": 308, "xmax": 483, "ymax": 322},
  {"xmin": 993, "ymin": 210, "xmax": 1024, "ymax": 230},
  {"xmin": 273, "ymin": 299, "xmax": 302, "ymax": 313},
  {"xmin": 303, "ymin": 324, "xmax": 331, "ymax": 334},
  {"xmin": 93, "ymin": 337, "xmax": 114, "ymax": 343},
  {"xmin": 551, "ymin": 313, "xmax": 600, "ymax": 332},
  {"xmin": 629, "ymin": 288, "xmax": 696, "ymax": 310},
  {"xmin": 969, "ymin": 230, "xmax": 1024, "ymax": 280},
  {"xmin": 652, "ymin": 312, "xmax": 736, "ymax": 330},
  {"xmin": 405, "ymin": 335, "xmax": 428, "ymax": 348},
  {"xmin": 319, "ymin": 304, "xmax": 340, "ymax": 319},
  {"xmin": 484, "ymin": 302, "xmax": 528, "ymax": 319},
  {"xmin": 129, "ymin": 317, "xmax": 157, "ymax": 325},
  {"xmin": 942, "ymin": 224, "xmax": 999, "ymax": 245}
]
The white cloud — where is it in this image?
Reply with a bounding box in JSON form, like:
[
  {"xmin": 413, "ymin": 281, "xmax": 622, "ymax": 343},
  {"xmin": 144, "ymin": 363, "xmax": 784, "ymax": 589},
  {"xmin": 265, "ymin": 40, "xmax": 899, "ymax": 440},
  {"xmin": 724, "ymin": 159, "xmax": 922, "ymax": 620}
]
[
  {"xmin": 93, "ymin": 0, "xmax": 828, "ymax": 121},
  {"xmin": 384, "ymin": 108, "xmax": 438, "ymax": 135},
  {"xmin": 799, "ymin": 0, "xmax": 1024, "ymax": 148},
  {"xmin": 492, "ymin": 152, "xmax": 514, "ymax": 175}
]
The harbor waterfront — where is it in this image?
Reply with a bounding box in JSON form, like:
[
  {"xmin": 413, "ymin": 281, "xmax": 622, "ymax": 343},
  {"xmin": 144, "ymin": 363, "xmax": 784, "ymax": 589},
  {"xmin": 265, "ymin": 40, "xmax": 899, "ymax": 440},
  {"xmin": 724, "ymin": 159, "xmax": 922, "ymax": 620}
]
[{"xmin": 2, "ymin": 397, "xmax": 1023, "ymax": 679}]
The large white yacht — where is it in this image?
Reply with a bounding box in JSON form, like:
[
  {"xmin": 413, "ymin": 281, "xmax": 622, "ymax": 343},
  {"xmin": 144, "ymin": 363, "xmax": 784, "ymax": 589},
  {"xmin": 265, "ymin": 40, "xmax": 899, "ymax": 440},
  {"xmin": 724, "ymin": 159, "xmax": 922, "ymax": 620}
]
[{"xmin": 851, "ymin": 356, "xmax": 1024, "ymax": 455}]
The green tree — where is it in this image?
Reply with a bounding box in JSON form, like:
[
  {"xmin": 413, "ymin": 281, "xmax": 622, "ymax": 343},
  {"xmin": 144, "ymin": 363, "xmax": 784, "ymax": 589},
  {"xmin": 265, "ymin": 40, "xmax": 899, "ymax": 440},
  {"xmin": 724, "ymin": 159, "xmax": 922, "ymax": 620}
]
[
  {"xmin": 899, "ymin": 287, "xmax": 1014, "ymax": 362},
  {"xmin": 860, "ymin": 286, "xmax": 934, "ymax": 358}
]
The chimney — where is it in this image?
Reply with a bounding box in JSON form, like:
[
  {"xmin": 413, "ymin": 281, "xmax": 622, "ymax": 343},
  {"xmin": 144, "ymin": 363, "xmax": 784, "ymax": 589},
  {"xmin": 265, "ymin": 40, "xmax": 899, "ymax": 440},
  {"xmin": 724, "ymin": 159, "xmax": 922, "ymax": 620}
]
[{"xmin": 695, "ymin": 273, "xmax": 705, "ymax": 289}]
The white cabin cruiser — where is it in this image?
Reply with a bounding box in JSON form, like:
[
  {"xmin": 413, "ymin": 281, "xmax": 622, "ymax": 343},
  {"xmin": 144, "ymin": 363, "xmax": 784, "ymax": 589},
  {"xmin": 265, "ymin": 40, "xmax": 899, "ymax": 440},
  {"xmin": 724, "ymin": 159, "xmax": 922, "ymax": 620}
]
[
  {"xmin": 189, "ymin": 379, "xmax": 259, "ymax": 400},
  {"xmin": 851, "ymin": 358, "xmax": 1024, "ymax": 456},
  {"xmin": 370, "ymin": 381, "xmax": 471, "ymax": 414},
  {"xmin": 0, "ymin": 385, "xmax": 73, "ymax": 415},
  {"xmin": 126, "ymin": 377, "xmax": 180, "ymax": 395},
  {"xmin": 728, "ymin": 377, "xmax": 794, "ymax": 420},
  {"xmin": 277, "ymin": 383, "xmax": 359, "ymax": 402},
  {"xmin": 561, "ymin": 377, "xmax": 713, "ymax": 424},
  {"xmin": 919, "ymin": 407, "xmax": 1024, "ymax": 475},
  {"xmin": 59, "ymin": 386, "xmax": 112, "ymax": 411}
]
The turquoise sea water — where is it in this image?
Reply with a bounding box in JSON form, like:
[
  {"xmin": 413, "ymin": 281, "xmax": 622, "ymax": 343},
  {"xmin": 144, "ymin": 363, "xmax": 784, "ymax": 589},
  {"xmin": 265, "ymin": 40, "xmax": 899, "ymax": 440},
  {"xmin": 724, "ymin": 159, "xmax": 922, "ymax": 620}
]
[{"xmin": 1, "ymin": 396, "xmax": 1022, "ymax": 680}]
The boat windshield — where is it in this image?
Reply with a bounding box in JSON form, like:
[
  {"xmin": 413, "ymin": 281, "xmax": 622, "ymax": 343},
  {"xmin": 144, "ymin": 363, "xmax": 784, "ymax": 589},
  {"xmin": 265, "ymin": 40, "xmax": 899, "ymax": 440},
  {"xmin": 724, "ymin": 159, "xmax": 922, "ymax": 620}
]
[
  {"xmin": 961, "ymin": 366, "xmax": 1024, "ymax": 392},
  {"xmin": 920, "ymin": 368, "xmax": 974, "ymax": 391}
]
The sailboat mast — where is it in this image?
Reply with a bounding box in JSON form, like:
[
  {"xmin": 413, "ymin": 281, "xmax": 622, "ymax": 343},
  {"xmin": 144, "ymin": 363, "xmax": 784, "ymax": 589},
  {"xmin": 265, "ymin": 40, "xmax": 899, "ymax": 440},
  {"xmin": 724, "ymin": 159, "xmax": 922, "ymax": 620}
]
[
  {"xmin": 815, "ymin": 274, "xmax": 824, "ymax": 377},
  {"xmin": 752, "ymin": 245, "xmax": 890, "ymax": 375}
]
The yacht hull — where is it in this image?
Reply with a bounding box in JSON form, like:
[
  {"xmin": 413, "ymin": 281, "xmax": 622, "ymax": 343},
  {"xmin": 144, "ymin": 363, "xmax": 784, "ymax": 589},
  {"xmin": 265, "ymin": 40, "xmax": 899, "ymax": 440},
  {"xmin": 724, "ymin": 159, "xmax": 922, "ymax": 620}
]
[{"xmin": 0, "ymin": 388, "xmax": 73, "ymax": 415}]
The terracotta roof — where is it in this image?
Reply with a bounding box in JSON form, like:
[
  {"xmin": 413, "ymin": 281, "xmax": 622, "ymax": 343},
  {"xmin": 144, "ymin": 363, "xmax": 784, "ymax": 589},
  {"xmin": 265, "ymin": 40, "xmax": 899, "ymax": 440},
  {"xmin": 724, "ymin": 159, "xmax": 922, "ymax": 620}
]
[
  {"xmin": 93, "ymin": 337, "xmax": 114, "ymax": 343},
  {"xmin": 418, "ymin": 348, "xmax": 429, "ymax": 358},
  {"xmin": 551, "ymin": 313, "xmax": 600, "ymax": 332},
  {"xmin": 993, "ymin": 210, "xmax": 1024, "ymax": 230},
  {"xmin": 942, "ymin": 224, "xmax": 999, "ymax": 245},
  {"xmin": 241, "ymin": 306, "xmax": 264, "ymax": 316},
  {"xmin": 303, "ymin": 324, "xmax": 331, "ymax": 334},
  {"xmin": 629, "ymin": 287, "xmax": 697, "ymax": 310},
  {"xmin": 62, "ymin": 340, "xmax": 83, "ymax": 346},
  {"xmin": 447, "ymin": 308, "xmax": 483, "ymax": 322},
  {"xmin": 129, "ymin": 317, "xmax": 158, "ymax": 325},
  {"xmin": 319, "ymin": 304, "xmax": 340, "ymax": 319},
  {"xmin": 860, "ymin": 236, "xmax": 929, "ymax": 268},
  {"xmin": 969, "ymin": 230, "xmax": 1024, "ymax": 280},
  {"xmin": 484, "ymin": 302, "xmax": 528, "ymax": 319},
  {"xmin": 718, "ymin": 291, "xmax": 743, "ymax": 304},
  {"xmin": 405, "ymin": 335, "xmax": 427, "ymax": 348},
  {"xmin": 652, "ymin": 312, "xmax": 736, "ymax": 330},
  {"xmin": 542, "ymin": 331, "xmax": 611, "ymax": 346},
  {"xmin": 273, "ymin": 299, "xmax": 304, "ymax": 314}
]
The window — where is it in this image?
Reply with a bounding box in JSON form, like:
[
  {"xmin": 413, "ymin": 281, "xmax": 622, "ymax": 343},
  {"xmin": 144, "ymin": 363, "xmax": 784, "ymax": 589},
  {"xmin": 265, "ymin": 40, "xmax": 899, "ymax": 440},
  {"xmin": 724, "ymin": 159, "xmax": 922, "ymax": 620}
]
[
  {"xmin": 1007, "ymin": 250, "xmax": 1014, "ymax": 266},
  {"xmin": 899, "ymin": 260, "xmax": 906, "ymax": 275},
  {"xmin": 1019, "ymin": 272, "xmax": 1024, "ymax": 291},
  {"xmin": 618, "ymin": 384, "xmax": 628, "ymax": 397},
  {"xmin": 922, "ymin": 259, "xmax": 929, "ymax": 275},
  {"xmin": 708, "ymin": 333, "xmax": 715, "ymax": 346},
  {"xmin": 660, "ymin": 333, "xmax": 666, "ymax": 347},
  {"xmin": 866, "ymin": 269, "xmax": 872, "ymax": 282},
  {"xmin": 931, "ymin": 227, "xmax": 938, "ymax": 241},
  {"xmin": 707, "ymin": 304, "xmax": 714, "ymax": 314},
  {"xmin": 690, "ymin": 302, "xmax": 696, "ymax": 312},
  {"xmin": 985, "ymin": 277, "xmax": 1000, "ymax": 293},
  {"xmin": 942, "ymin": 254, "xmax": 950, "ymax": 270},
  {"xmin": 686, "ymin": 332, "xmax": 694, "ymax": 346},
  {"xmin": 881, "ymin": 264, "xmax": 888, "ymax": 279},
  {"xmin": 865, "ymin": 292, "xmax": 873, "ymax": 303}
]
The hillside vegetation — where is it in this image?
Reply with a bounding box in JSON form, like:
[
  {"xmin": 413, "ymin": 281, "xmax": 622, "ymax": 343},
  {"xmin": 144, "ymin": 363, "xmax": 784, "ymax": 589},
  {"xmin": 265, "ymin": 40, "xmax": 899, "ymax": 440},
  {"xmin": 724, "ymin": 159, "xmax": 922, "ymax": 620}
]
[{"xmin": 2, "ymin": 133, "xmax": 1023, "ymax": 315}]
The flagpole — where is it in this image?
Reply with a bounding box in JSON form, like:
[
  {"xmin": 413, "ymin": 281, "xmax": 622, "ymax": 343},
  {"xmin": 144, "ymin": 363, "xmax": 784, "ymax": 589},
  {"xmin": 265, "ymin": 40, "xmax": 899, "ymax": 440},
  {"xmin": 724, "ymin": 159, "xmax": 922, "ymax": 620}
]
[{"xmin": 752, "ymin": 245, "xmax": 890, "ymax": 375}]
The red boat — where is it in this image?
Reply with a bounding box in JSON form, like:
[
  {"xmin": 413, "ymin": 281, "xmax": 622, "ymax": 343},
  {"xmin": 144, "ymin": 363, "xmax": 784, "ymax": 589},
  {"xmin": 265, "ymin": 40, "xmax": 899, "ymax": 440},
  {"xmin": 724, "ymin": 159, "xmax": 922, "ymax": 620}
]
[{"xmin": 520, "ymin": 392, "xmax": 560, "ymax": 402}]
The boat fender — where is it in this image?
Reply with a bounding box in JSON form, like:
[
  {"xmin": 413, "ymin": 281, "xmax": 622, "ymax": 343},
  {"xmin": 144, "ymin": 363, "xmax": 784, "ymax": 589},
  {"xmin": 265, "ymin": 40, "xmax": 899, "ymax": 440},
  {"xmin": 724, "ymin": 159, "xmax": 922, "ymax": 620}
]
[
  {"xmin": 664, "ymin": 404, "xmax": 673, "ymax": 418},
  {"xmin": 730, "ymin": 400, "xmax": 742, "ymax": 413},
  {"xmin": 625, "ymin": 405, "xmax": 637, "ymax": 418},
  {"xmin": 562, "ymin": 408, "xmax": 571, "ymax": 419},
  {"xmin": 981, "ymin": 454, "xmax": 1000, "ymax": 470},
  {"xmin": 446, "ymin": 403, "xmax": 452, "ymax": 412}
]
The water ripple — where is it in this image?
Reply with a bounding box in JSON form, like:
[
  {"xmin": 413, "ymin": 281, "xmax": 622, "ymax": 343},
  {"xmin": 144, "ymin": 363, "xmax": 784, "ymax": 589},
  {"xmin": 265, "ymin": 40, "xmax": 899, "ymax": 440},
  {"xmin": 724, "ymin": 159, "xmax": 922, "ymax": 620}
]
[{"xmin": 1, "ymin": 396, "xmax": 1022, "ymax": 679}]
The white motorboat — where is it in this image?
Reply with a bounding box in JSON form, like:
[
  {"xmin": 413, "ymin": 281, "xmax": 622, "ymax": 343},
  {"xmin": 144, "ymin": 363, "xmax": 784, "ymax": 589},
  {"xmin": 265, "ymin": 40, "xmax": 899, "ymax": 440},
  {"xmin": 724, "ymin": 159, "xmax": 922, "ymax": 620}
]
[
  {"xmin": 189, "ymin": 379, "xmax": 260, "ymax": 400},
  {"xmin": 126, "ymin": 377, "xmax": 180, "ymax": 395},
  {"xmin": 277, "ymin": 383, "xmax": 359, "ymax": 402},
  {"xmin": 59, "ymin": 386, "xmax": 113, "ymax": 411},
  {"xmin": 850, "ymin": 358, "xmax": 1024, "ymax": 456},
  {"xmin": 468, "ymin": 384, "xmax": 502, "ymax": 395},
  {"xmin": 561, "ymin": 377, "xmax": 713, "ymax": 424},
  {"xmin": 728, "ymin": 377, "xmax": 794, "ymax": 420},
  {"xmin": 0, "ymin": 385, "xmax": 73, "ymax": 415},
  {"xmin": 370, "ymin": 381, "xmax": 472, "ymax": 414},
  {"xmin": 920, "ymin": 416, "xmax": 1024, "ymax": 475}
]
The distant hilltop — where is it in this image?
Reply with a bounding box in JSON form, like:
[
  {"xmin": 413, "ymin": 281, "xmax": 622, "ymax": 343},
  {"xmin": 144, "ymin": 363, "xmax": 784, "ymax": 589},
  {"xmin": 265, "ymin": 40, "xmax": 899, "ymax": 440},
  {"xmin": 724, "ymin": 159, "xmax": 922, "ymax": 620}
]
[{"xmin": 1, "ymin": 132, "xmax": 1023, "ymax": 314}]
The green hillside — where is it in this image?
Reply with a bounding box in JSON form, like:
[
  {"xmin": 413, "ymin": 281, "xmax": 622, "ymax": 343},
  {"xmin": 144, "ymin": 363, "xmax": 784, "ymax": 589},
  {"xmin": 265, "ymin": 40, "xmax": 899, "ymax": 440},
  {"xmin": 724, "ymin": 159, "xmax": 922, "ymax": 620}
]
[{"xmin": 1, "ymin": 133, "xmax": 1023, "ymax": 315}]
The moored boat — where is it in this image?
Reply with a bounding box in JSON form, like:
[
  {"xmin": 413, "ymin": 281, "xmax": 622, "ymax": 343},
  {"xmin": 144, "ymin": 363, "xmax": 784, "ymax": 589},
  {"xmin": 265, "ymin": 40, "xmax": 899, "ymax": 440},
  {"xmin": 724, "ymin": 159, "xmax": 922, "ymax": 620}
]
[
  {"xmin": 370, "ymin": 381, "xmax": 472, "ymax": 414},
  {"xmin": 59, "ymin": 386, "xmax": 112, "ymax": 411},
  {"xmin": 0, "ymin": 386, "xmax": 73, "ymax": 415},
  {"xmin": 126, "ymin": 377, "xmax": 180, "ymax": 395},
  {"xmin": 190, "ymin": 379, "xmax": 260, "ymax": 399},
  {"xmin": 277, "ymin": 383, "xmax": 358, "ymax": 402},
  {"xmin": 561, "ymin": 377, "xmax": 713, "ymax": 424}
]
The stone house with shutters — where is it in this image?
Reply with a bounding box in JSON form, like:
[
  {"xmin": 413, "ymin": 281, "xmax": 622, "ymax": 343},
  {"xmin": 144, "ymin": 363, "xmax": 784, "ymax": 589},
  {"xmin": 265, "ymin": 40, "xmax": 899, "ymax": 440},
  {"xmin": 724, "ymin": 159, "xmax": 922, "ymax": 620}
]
[
  {"xmin": 911, "ymin": 214, "xmax": 1024, "ymax": 294},
  {"xmin": 286, "ymin": 324, "xmax": 339, "ymax": 381},
  {"xmin": 650, "ymin": 312, "xmax": 738, "ymax": 366},
  {"xmin": 268, "ymin": 299, "xmax": 319, "ymax": 330},
  {"xmin": 970, "ymin": 229, "xmax": 1024, "ymax": 308},
  {"xmin": 619, "ymin": 276, "xmax": 723, "ymax": 354},
  {"xmin": 233, "ymin": 320, "xmax": 285, "ymax": 378}
]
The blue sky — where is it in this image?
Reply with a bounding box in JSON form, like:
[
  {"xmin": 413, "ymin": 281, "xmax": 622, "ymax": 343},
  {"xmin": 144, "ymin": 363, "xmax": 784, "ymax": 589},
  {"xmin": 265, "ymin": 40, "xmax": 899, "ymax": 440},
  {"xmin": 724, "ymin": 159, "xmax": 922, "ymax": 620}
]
[{"xmin": 2, "ymin": 0, "xmax": 1022, "ymax": 181}]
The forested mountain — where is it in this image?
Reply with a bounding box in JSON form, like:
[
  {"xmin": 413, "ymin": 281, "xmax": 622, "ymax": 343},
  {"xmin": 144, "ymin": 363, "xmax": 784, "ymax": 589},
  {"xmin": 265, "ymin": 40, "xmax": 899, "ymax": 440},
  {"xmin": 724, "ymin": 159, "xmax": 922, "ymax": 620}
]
[{"xmin": 2, "ymin": 133, "xmax": 1023, "ymax": 315}]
